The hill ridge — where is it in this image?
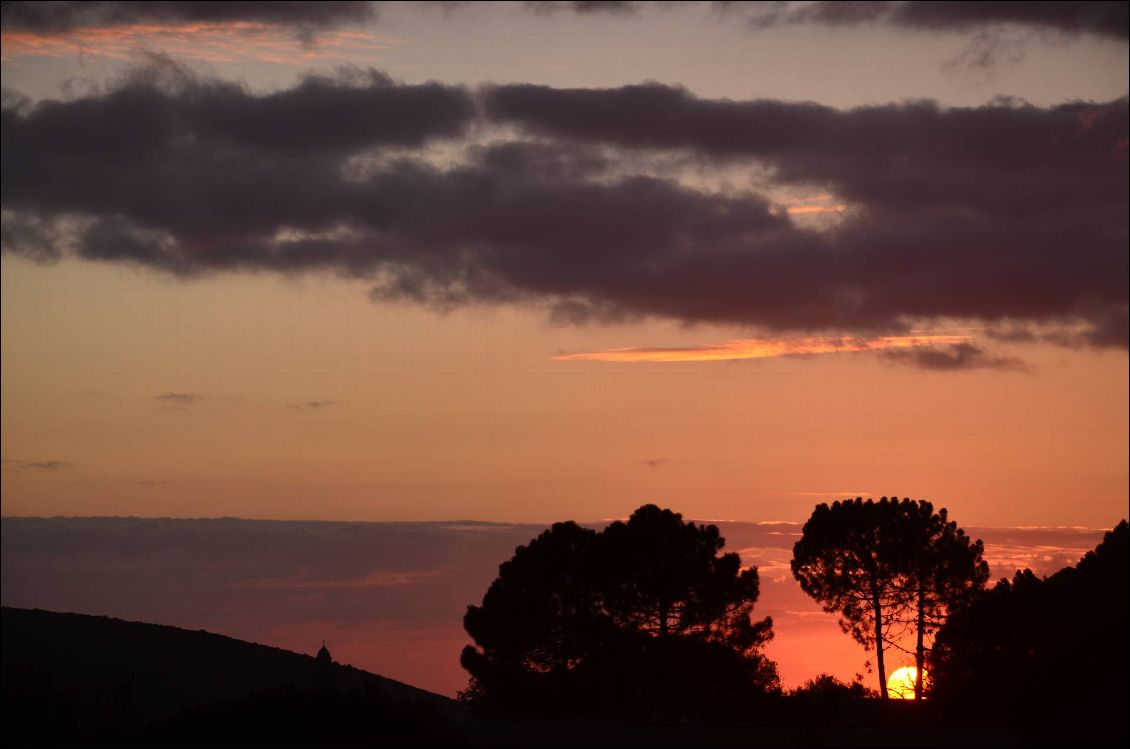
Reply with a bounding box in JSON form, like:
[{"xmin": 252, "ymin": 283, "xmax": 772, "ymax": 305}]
[{"xmin": 1, "ymin": 606, "xmax": 454, "ymax": 720}]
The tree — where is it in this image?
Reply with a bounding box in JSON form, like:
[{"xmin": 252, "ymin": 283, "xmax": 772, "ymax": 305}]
[
  {"xmin": 892, "ymin": 501, "xmax": 988, "ymax": 700},
  {"xmin": 930, "ymin": 521, "xmax": 1128, "ymax": 745},
  {"xmin": 599, "ymin": 505, "xmax": 772, "ymax": 652},
  {"xmin": 791, "ymin": 498, "xmax": 909, "ymax": 698},
  {"xmin": 461, "ymin": 505, "xmax": 779, "ymax": 718},
  {"xmin": 789, "ymin": 673, "xmax": 875, "ymax": 700},
  {"xmin": 460, "ymin": 521, "xmax": 606, "ymax": 714},
  {"xmin": 791, "ymin": 497, "xmax": 986, "ymax": 699}
]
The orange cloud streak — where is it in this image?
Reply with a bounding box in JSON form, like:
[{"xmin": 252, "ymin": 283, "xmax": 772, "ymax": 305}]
[
  {"xmin": 786, "ymin": 204, "xmax": 847, "ymax": 215},
  {"xmin": 551, "ymin": 335, "xmax": 971, "ymax": 363},
  {"xmin": 778, "ymin": 193, "xmax": 848, "ymax": 215},
  {"xmin": 1, "ymin": 22, "xmax": 400, "ymax": 64}
]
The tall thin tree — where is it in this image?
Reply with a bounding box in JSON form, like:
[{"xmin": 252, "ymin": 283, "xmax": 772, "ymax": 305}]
[
  {"xmin": 894, "ymin": 501, "xmax": 988, "ymax": 700},
  {"xmin": 791, "ymin": 498, "xmax": 908, "ymax": 698},
  {"xmin": 792, "ymin": 497, "xmax": 988, "ymax": 700}
]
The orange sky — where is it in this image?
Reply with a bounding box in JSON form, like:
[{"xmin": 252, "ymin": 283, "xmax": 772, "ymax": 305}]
[{"xmin": 2, "ymin": 260, "xmax": 1126, "ymax": 527}]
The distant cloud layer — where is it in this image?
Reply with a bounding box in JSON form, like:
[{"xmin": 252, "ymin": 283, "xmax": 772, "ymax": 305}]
[
  {"xmin": 726, "ymin": 1, "xmax": 1129, "ymax": 40},
  {"xmin": 878, "ymin": 341, "xmax": 1030, "ymax": 372},
  {"xmin": 289, "ymin": 400, "xmax": 338, "ymax": 410},
  {"xmin": 1, "ymin": 2, "xmax": 1123, "ymax": 68},
  {"xmin": 155, "ymin": 392, "xmax": 205, "ymax": 405},
  {"xmin": 526, "ymin": 1, "xmax": 642, "ymax": 16},
  {"xmin": 4, "ymin": 2, "xmax": 1123, "ymax": 39},
  {"xmin": 0, "ymin": 1, "xmax": 377, "ymax": 35},
  {"xmin": 2, "ymin": 63, "xmax": 1126, "ymax": 353},
  {"xmin": 527, "ymin": 1, "xmax": 1129, "ymax": 41},
  {"xmin": 1, "ymin": 459, "xmax": 70, "ymax": 471}
]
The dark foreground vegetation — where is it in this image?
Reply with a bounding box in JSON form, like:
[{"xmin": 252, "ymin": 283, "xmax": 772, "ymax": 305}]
[
  {"xmin": 2, "ymin": 512, "xmax": 1126, "ymax": 747},
  {"xmin": 931, "ymin": 519, "xmax": 1129, "ymax": 747},
  {"xmin": 460, "ymin": 505, "xmax": 779, "ymax": 720},
  {"xmin": 0, "ymin": 610, "xmax": 1016, "ymax": 748}
]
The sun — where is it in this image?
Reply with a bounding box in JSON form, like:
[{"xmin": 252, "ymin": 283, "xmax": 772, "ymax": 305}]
[{"xmin": 887, "ymin": 666, "xmax": 927, "ymax": 699}]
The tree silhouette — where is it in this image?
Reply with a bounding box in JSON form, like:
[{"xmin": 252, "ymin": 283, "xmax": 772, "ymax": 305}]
[
  {"xmin": 461, "ymin": 505, "xmax": 778, "ymax": 718},
  {"xmin": 892, "ymin": 501, "xmax": 988, "ymax": 700},
  {"xmin": 930, "ymin": 520, "xmax": 1128, "ymax": 745},
  {"xmin": 791, "ymin": 497, "xmax": 986, "ymax": 699},
  {"xmin": 460, "ymin": 521, "xmax": 606, "ymax": 714},
  {"xmin": 789, "ymin": 673, "xmax": 875, "ymax": 700},
  {"xmin": 599, "ymin": 506, "xmax": 772, "ymax": 652},
  {"xmin": 791, "ymin": 498, "xmax": 908, "ymax": 698}
]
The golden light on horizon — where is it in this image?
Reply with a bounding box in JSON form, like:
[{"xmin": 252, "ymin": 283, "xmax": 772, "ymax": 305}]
[
  {"xmin": 551, "ymin": 335, "xmax": 971, "ymax": 363},
  {"xmin": 887, "ymin": 666, "xmax": 927, "ymax": 699}
]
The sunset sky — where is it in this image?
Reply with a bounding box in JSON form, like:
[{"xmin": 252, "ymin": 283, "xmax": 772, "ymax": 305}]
[{"xmin": 1, "ymin": 1, "xmax": 1127, "ymax": 693}]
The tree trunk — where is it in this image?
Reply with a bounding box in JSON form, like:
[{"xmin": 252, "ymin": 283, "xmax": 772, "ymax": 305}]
[
  {"xmin": 873, "ymin": 587, "xmax": 888, "ymax": 699},
  {"xmin": 914, "ymin": 583, "xmax": 926, "ymax": 701}
]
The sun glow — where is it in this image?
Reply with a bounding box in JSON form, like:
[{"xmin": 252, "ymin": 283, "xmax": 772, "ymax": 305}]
[{"xmin": 887, "ymin": 666, "xmax": 927, "ymax": 699}]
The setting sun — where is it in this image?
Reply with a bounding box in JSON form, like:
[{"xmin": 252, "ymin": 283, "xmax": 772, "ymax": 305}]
[{"xmin": 887, "ymin": 666, "xmax": 927, "ymax": 699}]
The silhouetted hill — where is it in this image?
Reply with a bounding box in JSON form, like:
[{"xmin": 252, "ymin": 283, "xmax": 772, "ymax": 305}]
[{"xmin": 2, "ymin": 607, "xmax": 462, "ymax": 747}]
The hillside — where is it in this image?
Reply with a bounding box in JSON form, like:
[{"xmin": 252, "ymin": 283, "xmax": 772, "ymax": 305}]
[{"xmin": 1, "ymin": 607, "xmax": 462, "ymax": 746}]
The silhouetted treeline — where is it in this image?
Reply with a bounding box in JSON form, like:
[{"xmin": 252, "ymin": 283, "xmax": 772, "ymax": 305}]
[
  {"xmin": 929, "ymin": 520, "xmax": 1129, "ymax": 747},
  {"xmin": 461, "ymin": 506, "xmax": 779, "ymax": 720}
]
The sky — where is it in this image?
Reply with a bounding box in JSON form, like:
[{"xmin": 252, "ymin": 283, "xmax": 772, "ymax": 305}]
[{"xmin": 1, "ymin": 0, "xmax": 1127, "ymax": 692}]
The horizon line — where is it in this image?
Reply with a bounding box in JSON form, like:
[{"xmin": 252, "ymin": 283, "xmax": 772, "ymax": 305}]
[{"xmin": 1, "ymin": 513, "xmax": 1121, "ymax": 533}]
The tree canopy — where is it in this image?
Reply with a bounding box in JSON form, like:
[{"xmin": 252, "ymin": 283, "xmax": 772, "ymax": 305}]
[
  {"xmin": 461, "ymin": 505, "xmax": 779, "ymax": 718},
  {"xmin": 930, "ymin": 520, "xmax": 1128, "ymax": 745},
  {"xmin": 791, "ymin": 497, "xmax": 986, "ymax": 699},
  {"xmin": 894, "ymin": 501, "xmax": 988, "ymax": 699}
]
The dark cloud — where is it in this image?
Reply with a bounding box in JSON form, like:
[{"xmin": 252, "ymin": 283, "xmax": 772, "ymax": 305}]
[
  {"xmin": 2, "ymin": 63, "xmax": 473, "ymax": 161},
  {"xmin": 879, "ymin": 342, "xmax": 1029, "ymax": 371},
  {"xmin": 937, "ymin": 29, "xmax": 1032, "ymax": 76},
  {"xmin": 2, "ymin": 69, "xmax": 1126, "ymax": 348},
  {"xmin": 723, "ymin": 1, "xmax": 1129, "ymax": 40},
  {"xmin": 2, "ymin": 63, "xmax": 475, "ymax": 273},
  {"xmin": 1, "ymin": 459, "xmax": 71, "ymax": 471},
  {"xmin": 289, "ymin": 400, "xmax": 338, "ymax": 410},
  {"xmin": 155, "ymin": 392, "xmax": 205, "ymax": 404},
  {"xmin": 986, "ymin": 310, "xmax": 1130, "ymax": 349},
  {"xmin": 482, "ymin": 83, "xmax": 1129, "ymax": 345},
  {"xmin": 526, "ymin": 1, "xmax": 642, "ymax": 15},
  {"xmin": 0, "ymin": 212, "xmax": 64, "ymax": 264},
  {"xmin": 0, "ymin": 1, "xmax": 377, "ymax": 38},
  {"xmin": 640, "ymin": 458, "xmax": 668, "ymax": 467},
  {"xmin": 892, "ymin": 1, "xmax": 1128, "ymax": 40},
  {"xmin": 482, "ymin": 84, "xmax": 1127, "ymax": 217}
]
